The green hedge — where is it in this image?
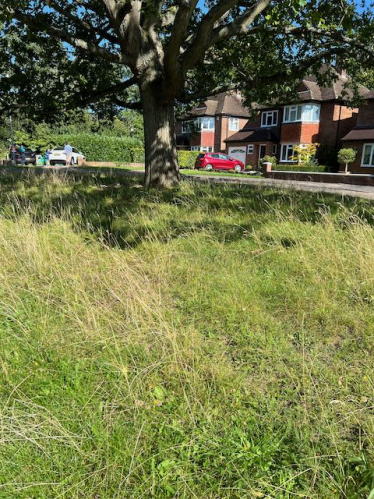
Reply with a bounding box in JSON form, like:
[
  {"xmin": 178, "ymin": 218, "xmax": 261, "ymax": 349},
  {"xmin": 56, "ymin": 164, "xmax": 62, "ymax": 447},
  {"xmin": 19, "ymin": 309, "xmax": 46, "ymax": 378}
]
[
  {"xmin": 49, "ymin": 134, "xmax": 144, "ymax": 163},
  {"xmin": 48, "ymin": 136, "xmax": 200, "ymax": 167},
  {"xmin": 274, "ymin": 164, "xmax": 326, "ymax": 173},
  {"xmin": 178, "ymin": 150, "xmax": 198, "ymax": 168}
]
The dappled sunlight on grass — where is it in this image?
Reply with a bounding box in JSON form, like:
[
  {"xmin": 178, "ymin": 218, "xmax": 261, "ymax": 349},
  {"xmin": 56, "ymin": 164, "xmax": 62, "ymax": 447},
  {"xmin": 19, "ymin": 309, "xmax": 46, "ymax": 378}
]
[{"xmin": 0, "ymin": 172, "xmax": 373, "ymax": 498}]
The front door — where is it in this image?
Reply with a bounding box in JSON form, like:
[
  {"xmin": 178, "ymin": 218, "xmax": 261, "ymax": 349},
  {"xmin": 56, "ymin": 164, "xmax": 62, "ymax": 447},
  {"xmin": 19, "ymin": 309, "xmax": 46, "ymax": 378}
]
[{"xmin": 259, "ymin": 144, "xmax": 266, "ymax": 160}]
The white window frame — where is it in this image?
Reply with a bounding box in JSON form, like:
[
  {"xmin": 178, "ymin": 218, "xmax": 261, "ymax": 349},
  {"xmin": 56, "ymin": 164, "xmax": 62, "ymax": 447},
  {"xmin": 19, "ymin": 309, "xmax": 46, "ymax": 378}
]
[
  {"xmin": 183, "ymin": 117, "xmax": 215, "ymax": 133},
  {"xmin": 361, "ymin": 143, "xmax": 374, "ymax": 167},
  {"xmin": 199, "ymin": 117, "xmax": 215, "ymax": 131},
  {"xmin": 283, "ymin": 104, "xmax": 320, "ymax": 123},
  {"xmin": 247, "ymin": 144, "xmax": 254, "ymax": 154},
  {"xmin": 191, "ymin": 146, "xmax": 213, "ymax": 152},
  {"xmin": 261, "ymin": 110, "xmax": 278, "ymax": 127},
  {"xmin": 182, "ymin": 121, "xmax": 190, "ymax": 133},
  {"xmin": 229, "ymin": 117, "xmax": 240, "ymax": 131},
  {"xmin": 280, "ymin": 144, "xmax": 298, "ymax": 162}
]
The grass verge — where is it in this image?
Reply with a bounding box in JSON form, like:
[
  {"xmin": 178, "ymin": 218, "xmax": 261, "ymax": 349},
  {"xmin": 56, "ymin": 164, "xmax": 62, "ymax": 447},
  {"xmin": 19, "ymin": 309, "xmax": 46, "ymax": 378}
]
[{"xmin": 0, "ymin": 172, "xmax": 373, "ymax": 498}]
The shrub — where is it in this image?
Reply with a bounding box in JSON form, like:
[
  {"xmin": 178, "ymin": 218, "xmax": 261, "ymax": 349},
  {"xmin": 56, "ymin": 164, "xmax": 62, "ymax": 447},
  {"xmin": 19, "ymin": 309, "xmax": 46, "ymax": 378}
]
[
  {"xmin": 338, "ymin": 148, "xmax": 357, "ymax": 173},
  {"xmin": 275, "ymin": 163, "xmax": 326, "ymax": 173},
  {"xmin": 291, "ymin": 143, "xmax": 319, "ymax": 165},
  {"xmin": 260, "ymin": 155, "xmax": 277, "ymax": 168},
  {"xmin": 178, "ymin": 150, "xmax": 198, "ymax": 169},
  {"xmin": 46, "ymin": 134, "xmax": 143, "ymax": 163}
]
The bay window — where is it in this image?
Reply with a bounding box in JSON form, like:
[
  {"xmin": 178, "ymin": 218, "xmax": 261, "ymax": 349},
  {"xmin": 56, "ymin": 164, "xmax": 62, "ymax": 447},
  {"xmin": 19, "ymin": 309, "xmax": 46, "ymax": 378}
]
[
  {"xmin": 283, "ymin": 104, "xmax": 320, "ymax": 123},
  {"xmin": 182, "ymin": 117, "xmax": 215, "ymax": 132}
]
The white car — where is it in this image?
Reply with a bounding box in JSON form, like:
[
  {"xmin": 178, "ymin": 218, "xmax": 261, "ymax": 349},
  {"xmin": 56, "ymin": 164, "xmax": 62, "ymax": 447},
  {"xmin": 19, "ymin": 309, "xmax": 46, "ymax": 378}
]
[{"xmin": 49, "ymin": 147, "xmax": 86, "ymax": 166}]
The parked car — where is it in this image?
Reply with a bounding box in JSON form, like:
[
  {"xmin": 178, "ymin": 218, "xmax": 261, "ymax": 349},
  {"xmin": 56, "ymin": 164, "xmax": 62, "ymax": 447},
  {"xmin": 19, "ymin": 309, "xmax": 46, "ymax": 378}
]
[
  {"xmin": 49, "ymin": 147, "xmax": 86, "ymax": 166},
  {"xmin": 8, "ymin": 146, "xmax": 36, "ymax": 165},
  {"xmin": 195, "ymin": 152, "xmax": 244, "ymax": 172}
]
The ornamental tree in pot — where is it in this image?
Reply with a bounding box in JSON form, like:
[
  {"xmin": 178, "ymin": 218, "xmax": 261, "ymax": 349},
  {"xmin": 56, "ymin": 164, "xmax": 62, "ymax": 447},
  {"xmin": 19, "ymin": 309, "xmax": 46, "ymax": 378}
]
[{"xmin": 338, "ymin": 148, "xmax": 357, "ymax": 174}]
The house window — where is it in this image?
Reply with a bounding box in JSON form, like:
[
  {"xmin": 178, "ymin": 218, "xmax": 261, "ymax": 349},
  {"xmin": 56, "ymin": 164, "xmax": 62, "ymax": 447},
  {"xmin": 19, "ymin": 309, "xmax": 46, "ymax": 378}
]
[
  {"xmin": 200, "ymin": 117, "xmax": 215, "ymax": 130},
  {"xmin": 283, "ymin": 104, "xmax": 320, "ymax": 123},
  {"xmin": 247, "ymin": 145, "xmax": 254, "ymax": 154},
  {"xmin": 182, "ymin": 121, "xmax": 190, "ymax": 133},
  {"xmin": 272, "ymin": 144, "xmax": 277, "ymax": 155},
  {"xmin": 280, "ymin": 144, "xmax": 297, "ymax": 162},
  {"xmin": 229, "ymin": 117, "xmax": 239, "ymax": 131},
  {"xmin": 182, "ymin": 118, "xmax": 215, "ymax": 132},
  {"xmin": 191, "ymin": 146, "xmax": 213, "ymax": 152},
  {"xmin": 362, "ymin": 144, "xmax": 374, "ymax": 167},
  {"xmin": 261, "ymin": 110, "xmax": 278, "ymax": 127}
]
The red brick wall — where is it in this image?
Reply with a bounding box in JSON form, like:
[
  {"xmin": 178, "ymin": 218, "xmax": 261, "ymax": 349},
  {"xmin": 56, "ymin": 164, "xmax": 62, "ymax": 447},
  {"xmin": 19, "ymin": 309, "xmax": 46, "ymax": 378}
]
[
  {"xmin": 340, "ymin": 140, "xmax": 374, "ymax": 174},
  {"xmin": 281, "ymin": 123, "xmax": 320, "ymax": 144},
  {"xmin": 216, "ymin": 117, "xmax": 251, "ymax": 151},
  {"xmin": 319, "ymin": 102, "xmax": 358, "ymax": 149},
  {"xmin": 281, "ymin": 123, "xmax": 302, "ymax": 143},
  {"xmin": 300, "ymin": 123, "xmax": 320, "ymax": 143},
  {"xmin": 356, "ymin": 100, "xmax": 374, "ymax": 126},
  {"xmin": 190, "ymin": 131, "xmax": 215, "ymax": 148},
  {"xmin": 189, "ymin": 133, "xmax": 201, "ymax": 147}
]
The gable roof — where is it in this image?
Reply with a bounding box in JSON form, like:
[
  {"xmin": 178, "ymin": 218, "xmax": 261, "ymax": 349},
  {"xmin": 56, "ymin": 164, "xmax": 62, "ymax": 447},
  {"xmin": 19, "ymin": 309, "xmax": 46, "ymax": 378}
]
[{"xmin": 185, "ymin": 92, "xmax": 251, "ymax": 119}]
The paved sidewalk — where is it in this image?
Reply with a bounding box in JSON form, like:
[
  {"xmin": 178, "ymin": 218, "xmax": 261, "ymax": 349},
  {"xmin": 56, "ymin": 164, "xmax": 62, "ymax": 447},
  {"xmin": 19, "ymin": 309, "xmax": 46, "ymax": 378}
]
[{"xmin": 2, "ymin": 165, "xmax": 374, "ymax": 201}]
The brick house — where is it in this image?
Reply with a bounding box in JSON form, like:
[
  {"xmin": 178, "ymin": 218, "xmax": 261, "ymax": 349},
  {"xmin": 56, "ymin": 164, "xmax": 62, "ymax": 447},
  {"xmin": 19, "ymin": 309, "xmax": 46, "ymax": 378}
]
[
  {"xmin": 225, "ymin": 72, "xmax": 367, "ymax": 168},
  {"xmin": 176, "ymin": 92, "xmax": 251, "ymax": 153},
  {"xmin": 341, "ymin": 91, "xmax": 374, "ymax": 173}
]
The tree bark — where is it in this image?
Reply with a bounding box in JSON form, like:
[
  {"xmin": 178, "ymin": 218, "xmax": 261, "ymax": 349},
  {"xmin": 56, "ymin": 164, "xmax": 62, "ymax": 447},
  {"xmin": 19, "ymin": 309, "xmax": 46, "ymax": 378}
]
[{"xmin": 141, "ymin": 83, "xmax": 180, "ymax": 188}]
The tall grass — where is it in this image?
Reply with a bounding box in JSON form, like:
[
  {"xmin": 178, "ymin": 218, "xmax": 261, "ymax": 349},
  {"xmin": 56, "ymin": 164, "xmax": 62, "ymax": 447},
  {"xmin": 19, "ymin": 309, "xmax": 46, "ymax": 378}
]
[{"xmin": 0, "ymin": 172, "xmax": 373, "ymax": 498}]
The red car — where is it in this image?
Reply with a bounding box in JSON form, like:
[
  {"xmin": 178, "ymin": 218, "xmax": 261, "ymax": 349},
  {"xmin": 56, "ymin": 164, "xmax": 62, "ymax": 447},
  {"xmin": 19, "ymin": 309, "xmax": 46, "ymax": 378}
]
[{"xmin": 195, "ymin": 152, "xmax": 244, "ymax": 172}]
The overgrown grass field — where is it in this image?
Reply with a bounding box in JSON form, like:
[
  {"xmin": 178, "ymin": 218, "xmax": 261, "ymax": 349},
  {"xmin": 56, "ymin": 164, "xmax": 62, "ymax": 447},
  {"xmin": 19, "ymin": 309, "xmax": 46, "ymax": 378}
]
[{"xmin": 0, "ymin": 172, "xmax": 373, "ymax": 498}]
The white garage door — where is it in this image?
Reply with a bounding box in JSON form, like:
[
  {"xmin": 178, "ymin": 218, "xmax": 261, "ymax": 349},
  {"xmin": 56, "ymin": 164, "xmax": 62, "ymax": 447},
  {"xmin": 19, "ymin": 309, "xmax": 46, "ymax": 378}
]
[{"xmin": 228, "ymin": 147, "xmax": 246, "ymax": 164}]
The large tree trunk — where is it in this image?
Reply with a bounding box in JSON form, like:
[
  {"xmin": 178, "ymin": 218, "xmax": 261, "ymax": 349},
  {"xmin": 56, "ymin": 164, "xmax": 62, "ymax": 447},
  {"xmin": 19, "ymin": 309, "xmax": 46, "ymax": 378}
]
[{"xmin": 141, "ymin": 83, "xmax": 180, "ymax": 188}]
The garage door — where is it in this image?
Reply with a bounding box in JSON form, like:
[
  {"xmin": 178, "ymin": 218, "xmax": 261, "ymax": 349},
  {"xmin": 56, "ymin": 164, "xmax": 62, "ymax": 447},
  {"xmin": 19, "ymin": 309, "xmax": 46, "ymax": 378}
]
[{"xmin": 228, "ymin": 147, "xmax": 246, "ymax": 165}]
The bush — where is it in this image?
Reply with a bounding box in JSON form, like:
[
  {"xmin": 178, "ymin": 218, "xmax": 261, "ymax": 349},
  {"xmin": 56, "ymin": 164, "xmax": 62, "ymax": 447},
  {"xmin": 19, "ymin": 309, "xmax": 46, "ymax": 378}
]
[
  {"xmin": 178, "ymin": 150, "xmax": 198, "ymax": 169},
  {"xmin": 274, "ymin": 163, "xmax": 326, "ymax": 172},
  {"xmin": 48, "ymin": 134, "xmax": 144, "ymax": 163},
  {"xmin": 260, "ymin": 155, "xmax": 277, "ymax": 168}
]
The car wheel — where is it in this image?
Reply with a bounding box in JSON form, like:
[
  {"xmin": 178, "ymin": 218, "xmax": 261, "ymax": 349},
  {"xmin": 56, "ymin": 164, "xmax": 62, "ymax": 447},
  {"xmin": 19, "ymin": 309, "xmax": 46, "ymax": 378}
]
[
  {"xmin": 205, "ymin": 164, "xmax": 213, "ymax": 171},
  {"xmin": 234, "ymin": 164, "xmax": 242, "ymax": 173}
]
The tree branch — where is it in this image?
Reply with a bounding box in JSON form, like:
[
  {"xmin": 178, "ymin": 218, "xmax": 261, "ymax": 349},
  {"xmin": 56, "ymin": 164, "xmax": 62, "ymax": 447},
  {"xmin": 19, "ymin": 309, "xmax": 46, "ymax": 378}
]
[
  {"xmin": 164, "ymin": 0, "xmax": 199, "ymax": 80},
  {"xmin": 182, "ymin": 0, "xmax": 271, "ymax": 71},
  {"xmin": 45, "ymin": 0, "xmax": 119, "ymax": 46},
  {"xmin": 113, "ymin": 97, "xmax": 142, "ymax": 109},
  {"xmin": 10, "ymin": 9, "xmax": 130, "ymax": 65},
  {"xmin": 70, "ymin": 77, "xmax": 138, "ymax": 108}
]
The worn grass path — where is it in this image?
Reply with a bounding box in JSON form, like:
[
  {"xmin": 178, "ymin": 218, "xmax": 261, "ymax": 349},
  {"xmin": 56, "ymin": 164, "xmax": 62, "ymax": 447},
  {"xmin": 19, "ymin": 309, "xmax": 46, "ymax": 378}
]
[{"xmin": 0, "ymin": 172, "xmax": 373, "ymax": 498}]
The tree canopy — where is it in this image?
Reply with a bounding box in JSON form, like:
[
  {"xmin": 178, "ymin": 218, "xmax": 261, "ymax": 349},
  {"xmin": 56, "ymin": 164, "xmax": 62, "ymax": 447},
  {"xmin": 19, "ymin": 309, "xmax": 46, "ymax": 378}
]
[{"xmin": 0, "ymin": 0, "xmax": 373, "ymax": 185}]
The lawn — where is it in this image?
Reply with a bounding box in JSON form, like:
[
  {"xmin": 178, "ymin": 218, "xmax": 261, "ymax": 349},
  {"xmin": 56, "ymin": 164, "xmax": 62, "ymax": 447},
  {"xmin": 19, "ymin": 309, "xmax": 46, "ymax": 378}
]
[{"xmin": 0, "ymin": 172, "xmax": 373, "ymax": 498}]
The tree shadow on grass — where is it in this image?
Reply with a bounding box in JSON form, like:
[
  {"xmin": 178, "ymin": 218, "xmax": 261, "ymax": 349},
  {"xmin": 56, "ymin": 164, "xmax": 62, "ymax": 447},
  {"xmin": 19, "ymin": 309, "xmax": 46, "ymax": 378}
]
[{"xmin": 0, "ymin": 170, "xmax": 374, "ymax": 249}]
